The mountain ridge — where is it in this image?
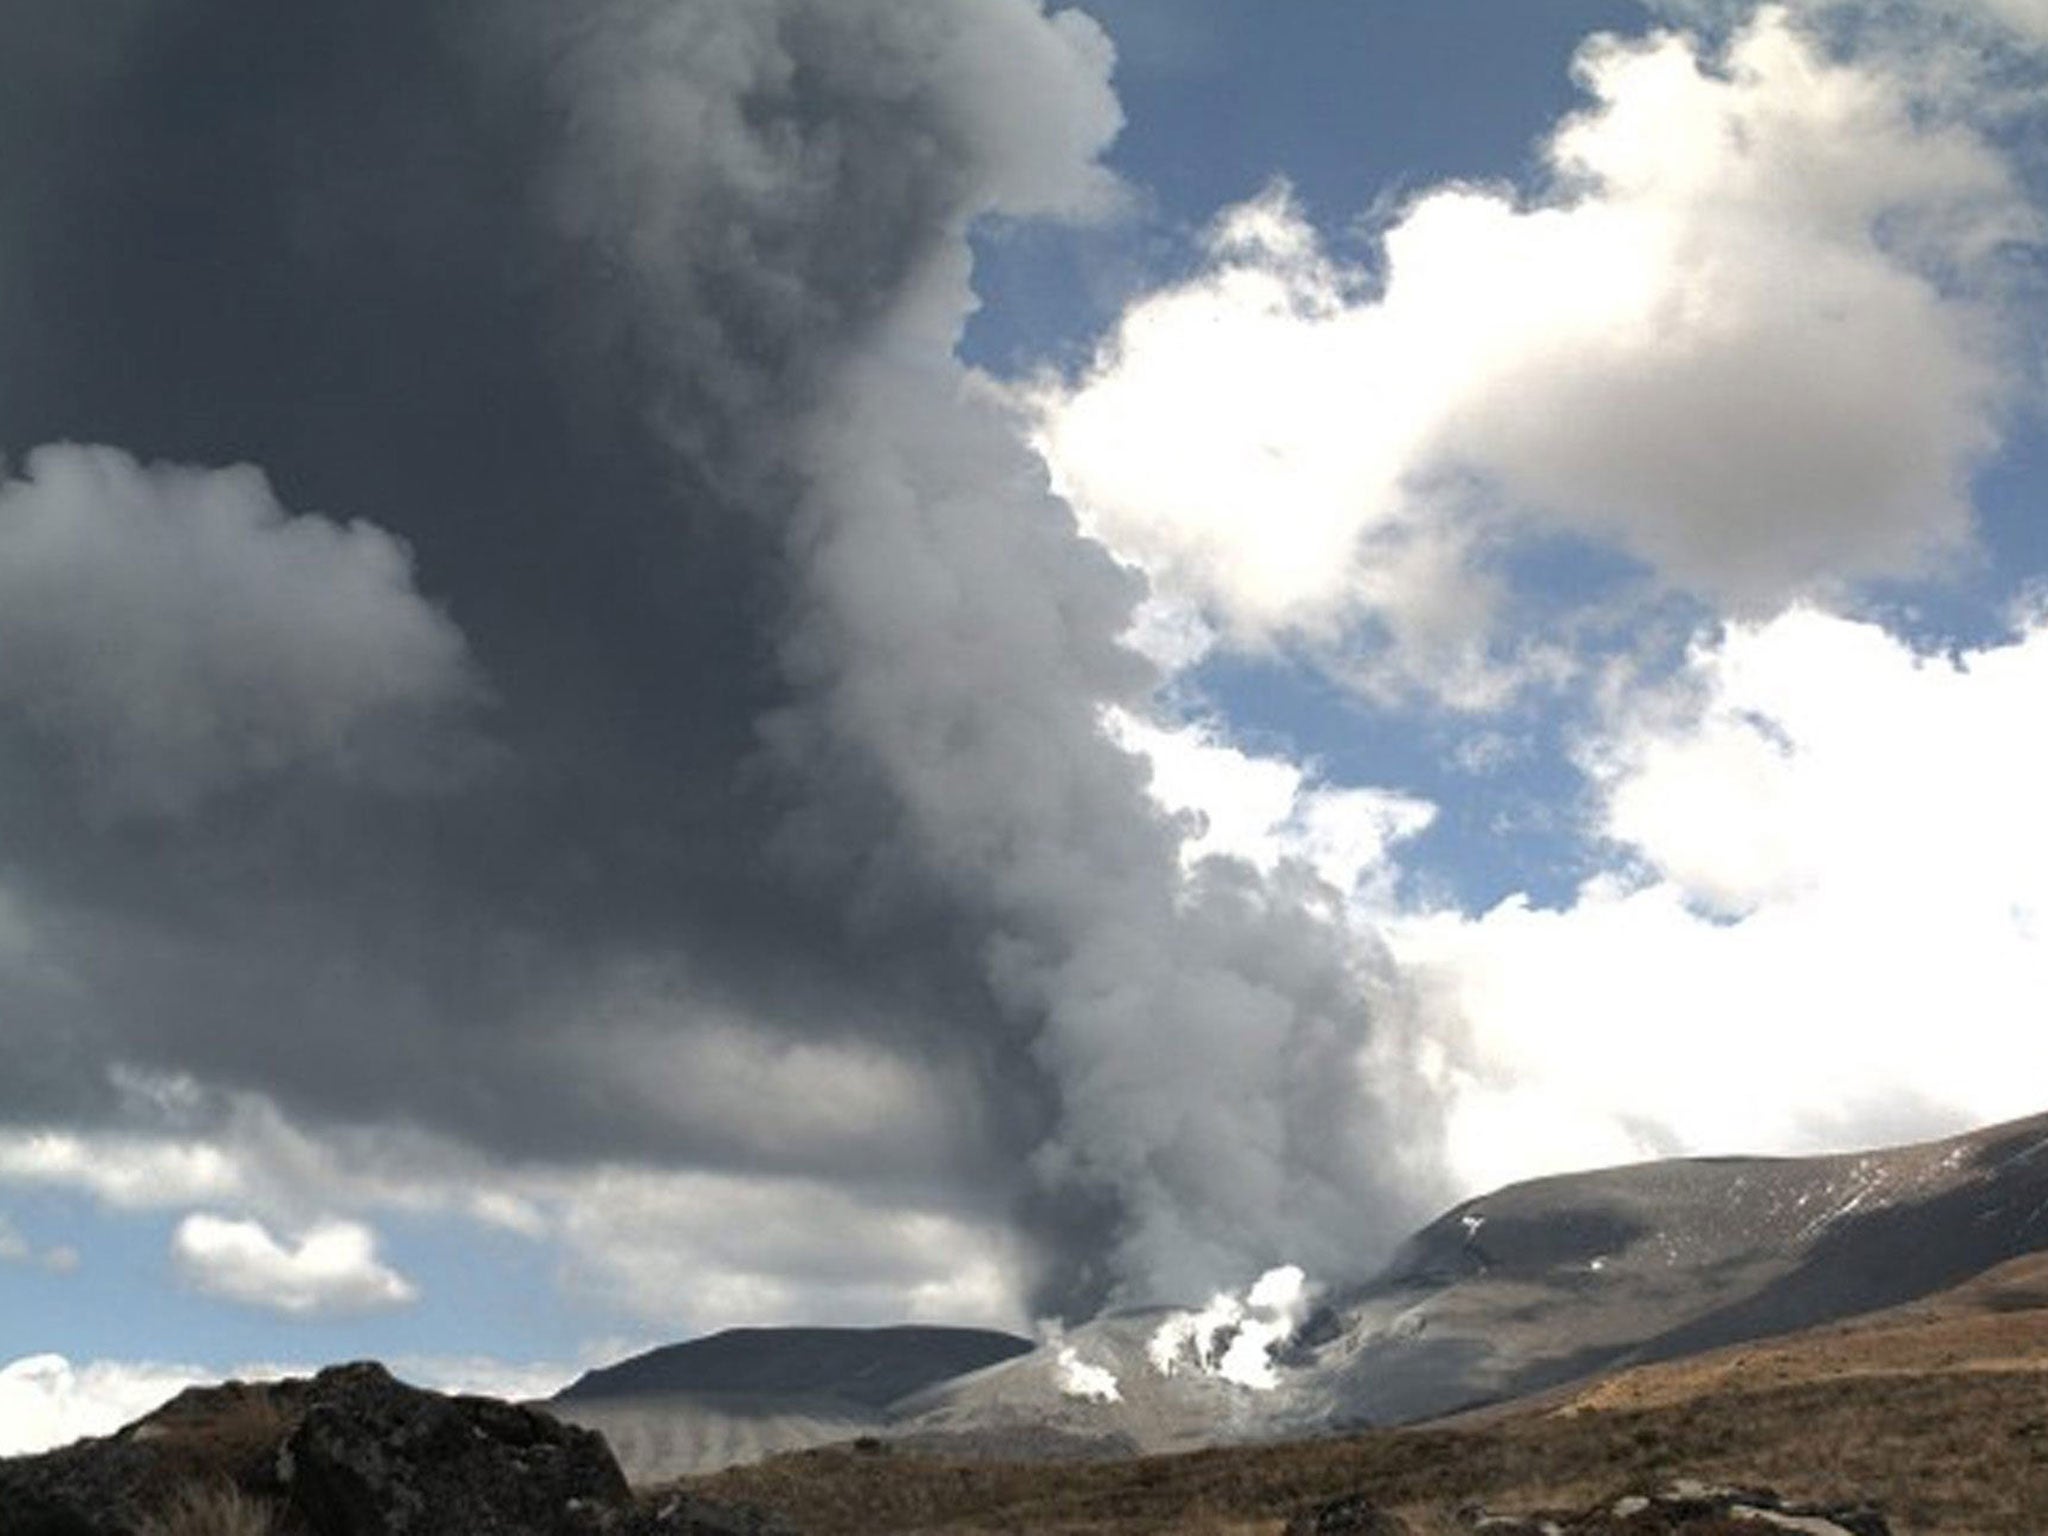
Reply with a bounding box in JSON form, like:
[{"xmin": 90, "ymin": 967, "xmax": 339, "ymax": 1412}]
[
  {"xmin": 555, "ymin": 1325, "xmax": 1033, "ymax": 1408},
  {"xmin": 555, "ymin": 1109, "xmax": 2048, "ymax": 1479}
]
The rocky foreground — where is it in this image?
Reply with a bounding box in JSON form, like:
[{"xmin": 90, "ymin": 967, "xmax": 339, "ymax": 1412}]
[
  {"xmin": 0, "ymin": 1362, "xmax": 793, "ymax": 1536},
  {"xmin": 1289, "ymin": 1480, "xmax": 1892, "ymax": 1534}
]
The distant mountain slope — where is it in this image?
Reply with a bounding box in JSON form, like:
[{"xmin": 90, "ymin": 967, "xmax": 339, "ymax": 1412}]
[
  {"xmin": 1298, "ymin": 1107, "xmax": 2048, "ymax": 1428},
  {"xmin": 899, "ymin": 1110, "xmax": 2048, "ymax": 1457},
  {"xmin": 546, "ymin": 1395, "xmax": 885, "ymax": 1488},
  {"xmin": 550, "ymin": 1326, "xmax": 1033, "ymax": 1483},
  {"xmin": 556, "ymin": 1326, "xmax": 1032, "ymax": 1408},
  {"xmin": 558, "ymin": 1112, "xmax": 2048, "ymax": 1479}
]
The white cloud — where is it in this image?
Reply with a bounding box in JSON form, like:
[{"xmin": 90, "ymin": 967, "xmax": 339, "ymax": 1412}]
[
  {"xmin": 171, "ymin": 1213, "xmax": 418, "ymax": 1316},
  {"xmin": 0, "ymin": 1355, "xmax": 246, "ymax": 1457},
  {"xmin": 550, "ymin": 1166, "xmax": 1028, "ymax": 1332},
  {"xmin": 1970, "ymin": 0, "xmax": 2048, "ymax": 42},
  {"xmin": 0, "ymin": 1353, "xmax": 583, "ymax": 1456},
  {"xmin": 1394, "ymin": 606, "xmax": 2048, "ymax": 1195},
  {"xmin": 1029, "ymin": 185, "xmax": 1496, "ymax": 661},
  {"xmin": 1735, "ymin": 0, "xmax": 2048, "ymax": 49},
  {"xmin": 388, "ymin": 1355, "xmax": 581, "ymax": 1404},
  {"xmin": 1108, "ymin": 708, "xmax": 1434, "ymax": 905},
  {"xmin": 557, "ymin": 988, "xmax": 970, "ymax": 1175},
  {"xmin": 0, "ymin": 443, "xmax": 481, "ymax": 817},
  {"xmin": 0, "ymin": 1132, "xmax": 244, "ymax": 1209},
  {"xmin": 0, "ymin": 1094, "xmax": 1025, "ymax": 1335},
  {"xmin": 0, "ymin": 1086, "xmax": 550, "ymax": 1236},
  {"xmin": 1030, "ymin": 10, "xmax": 2029, "ymax": 686}
]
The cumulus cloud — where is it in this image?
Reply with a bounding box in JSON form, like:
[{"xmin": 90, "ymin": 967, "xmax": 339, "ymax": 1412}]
[
  {"xmin": 0, "ymin": 1130, "xmax": 243, "ymax": 1210},
  {"xmin": 1657, "ymin": 0, "xmax": 2048, "ymax": 51},
  {"xmin": 1031, "ymin": 8, "xmax": 2030, "ymax": 688},
  {"xmin": 1109, "ymin": 710, "xmax": 1435, "ymax": 906},
  {"xmin": 0, "ymin": 1355, "xmax": 231, "ymax": 1457},
  {"xmin": 388, "ymin": 1356, "xmax": 580, "ymax": 1404},
  {"xmin": 0, "ymin": 1087, "xmax": 544, "ymax": 1234},
  {"xmin": 170, "ymin": 1214, "xmax": 417, "ymax": 1316},
  {"xmin": 549, "ymin": 1166, "xmax": 1028, "ymax": 1332},
  {"xmin": 0, "ymin": 1350, "xmax": 593, "ymax": 1457},
  {"xmin": 1971, "ymin": 0, "xmax": 2048, "ymax": 42},
  {"xmin": 548, "ymin": 985, "xmax": 976, "ymax": 1181},
  {"xmin": 1396, "ymin": 606, "xmax": 2048, "ymax": 1194},
  {"xmin": 0, "ymin": 1103, "xmax": 1020, "ymax": 1337},
  {"xmin": 0, "ymin": 1351, "xmax": 596, "ymax": 1457},
  {"xmin": 0, "ymin": 444, "xmax": 481, "ymax": 817}
]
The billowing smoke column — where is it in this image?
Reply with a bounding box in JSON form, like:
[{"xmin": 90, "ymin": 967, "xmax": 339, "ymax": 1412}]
[
  {"xmin": 0, "ymin": 0, "xmax": 1447, "ymax": 1317},
  {"xmin": 533, "ymin": 0, "xmax": 1448, "ymax": 1307}
]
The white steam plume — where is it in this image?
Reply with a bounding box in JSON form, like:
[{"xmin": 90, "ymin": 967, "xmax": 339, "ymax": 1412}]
[
  {"xmin": 1046, "ymin": 1324, "xmax": 1123, "ymax": 1404},
  {"xmin": 1146, "ymin": 1264, "xmax": 1313, "ymax": 1391}
]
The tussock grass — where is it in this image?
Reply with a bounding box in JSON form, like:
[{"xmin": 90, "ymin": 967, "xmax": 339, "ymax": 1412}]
[
  {"xmin": 142, "ymin": 1384, "xmax": 295, "ymax": 1469},
  {"xmin": 126, "ymin": 1381, "xmax": 302, "ymax": 1522},
  {"xmin": 135, "ymin": 1480, "xmax": 281, "ymax": 1536},
  {"xmin": 690, "ymin": 1364, "xmax": 2048, "ymax": 1534}
]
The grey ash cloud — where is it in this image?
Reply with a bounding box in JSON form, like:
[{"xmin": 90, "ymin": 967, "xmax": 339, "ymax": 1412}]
[
  {"xmin": 0, "ymin": 445, "xmax": 482, "ymax": 818},
  {"xmin": 0, "ymin": 0, "xmax": 1444, "ymax": 1316}
]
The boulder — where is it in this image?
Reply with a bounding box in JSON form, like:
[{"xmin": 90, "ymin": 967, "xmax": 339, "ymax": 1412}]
[
  {"xmin": 0, "ymin": 1361, "xmax": 798, "ymax": 1536},
  {"xmin": 276, "ymin": 1362, "xmax": 629, "ymax": 1535},
  {"xmin": 1287, "ymin": 1481, "xmax": 1890, "ymax": 1536},
  {"xmin": 1284, "ymin": 1494, "xmax": 1411, "ymax": 1534},
  {"xmin": 1451, "ymin": 1480, "xmax": 1890, "ymax": 1534}
]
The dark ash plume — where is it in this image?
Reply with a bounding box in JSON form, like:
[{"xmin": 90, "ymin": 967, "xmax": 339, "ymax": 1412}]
[{"xmin": 0, "ymin": 0, "xmax": 1447, "ymax": 1316}]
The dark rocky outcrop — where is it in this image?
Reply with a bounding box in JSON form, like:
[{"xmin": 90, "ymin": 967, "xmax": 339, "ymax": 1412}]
[
  {"xmin": 1287, "ymin": 1481, "xmax": 1891, "ymax": 1536},
  {"xmin": 0, "ymin": 1362, "xmax": 797, "ymax": 1536},
  {"xmin": 278, "ymin": 1362, "xmax": 629, "ymax": 1534},
  {"xmin": 1449, "ymin": 1480, "xmax": 1888, "ymax": 1534},
  {"xmin": 1283, "ymin": 1493, "xmax": 1412, "ymax": 1533}
]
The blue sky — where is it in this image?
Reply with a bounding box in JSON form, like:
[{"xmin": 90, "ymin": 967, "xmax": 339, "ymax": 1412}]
[
  {"xmin": 5, "ymin": 0, "xmax": 2048, "ymax": 1451},
  {"xmin": 967, "ymin": 0, "xmax": 1648, "ymax": 370}
]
